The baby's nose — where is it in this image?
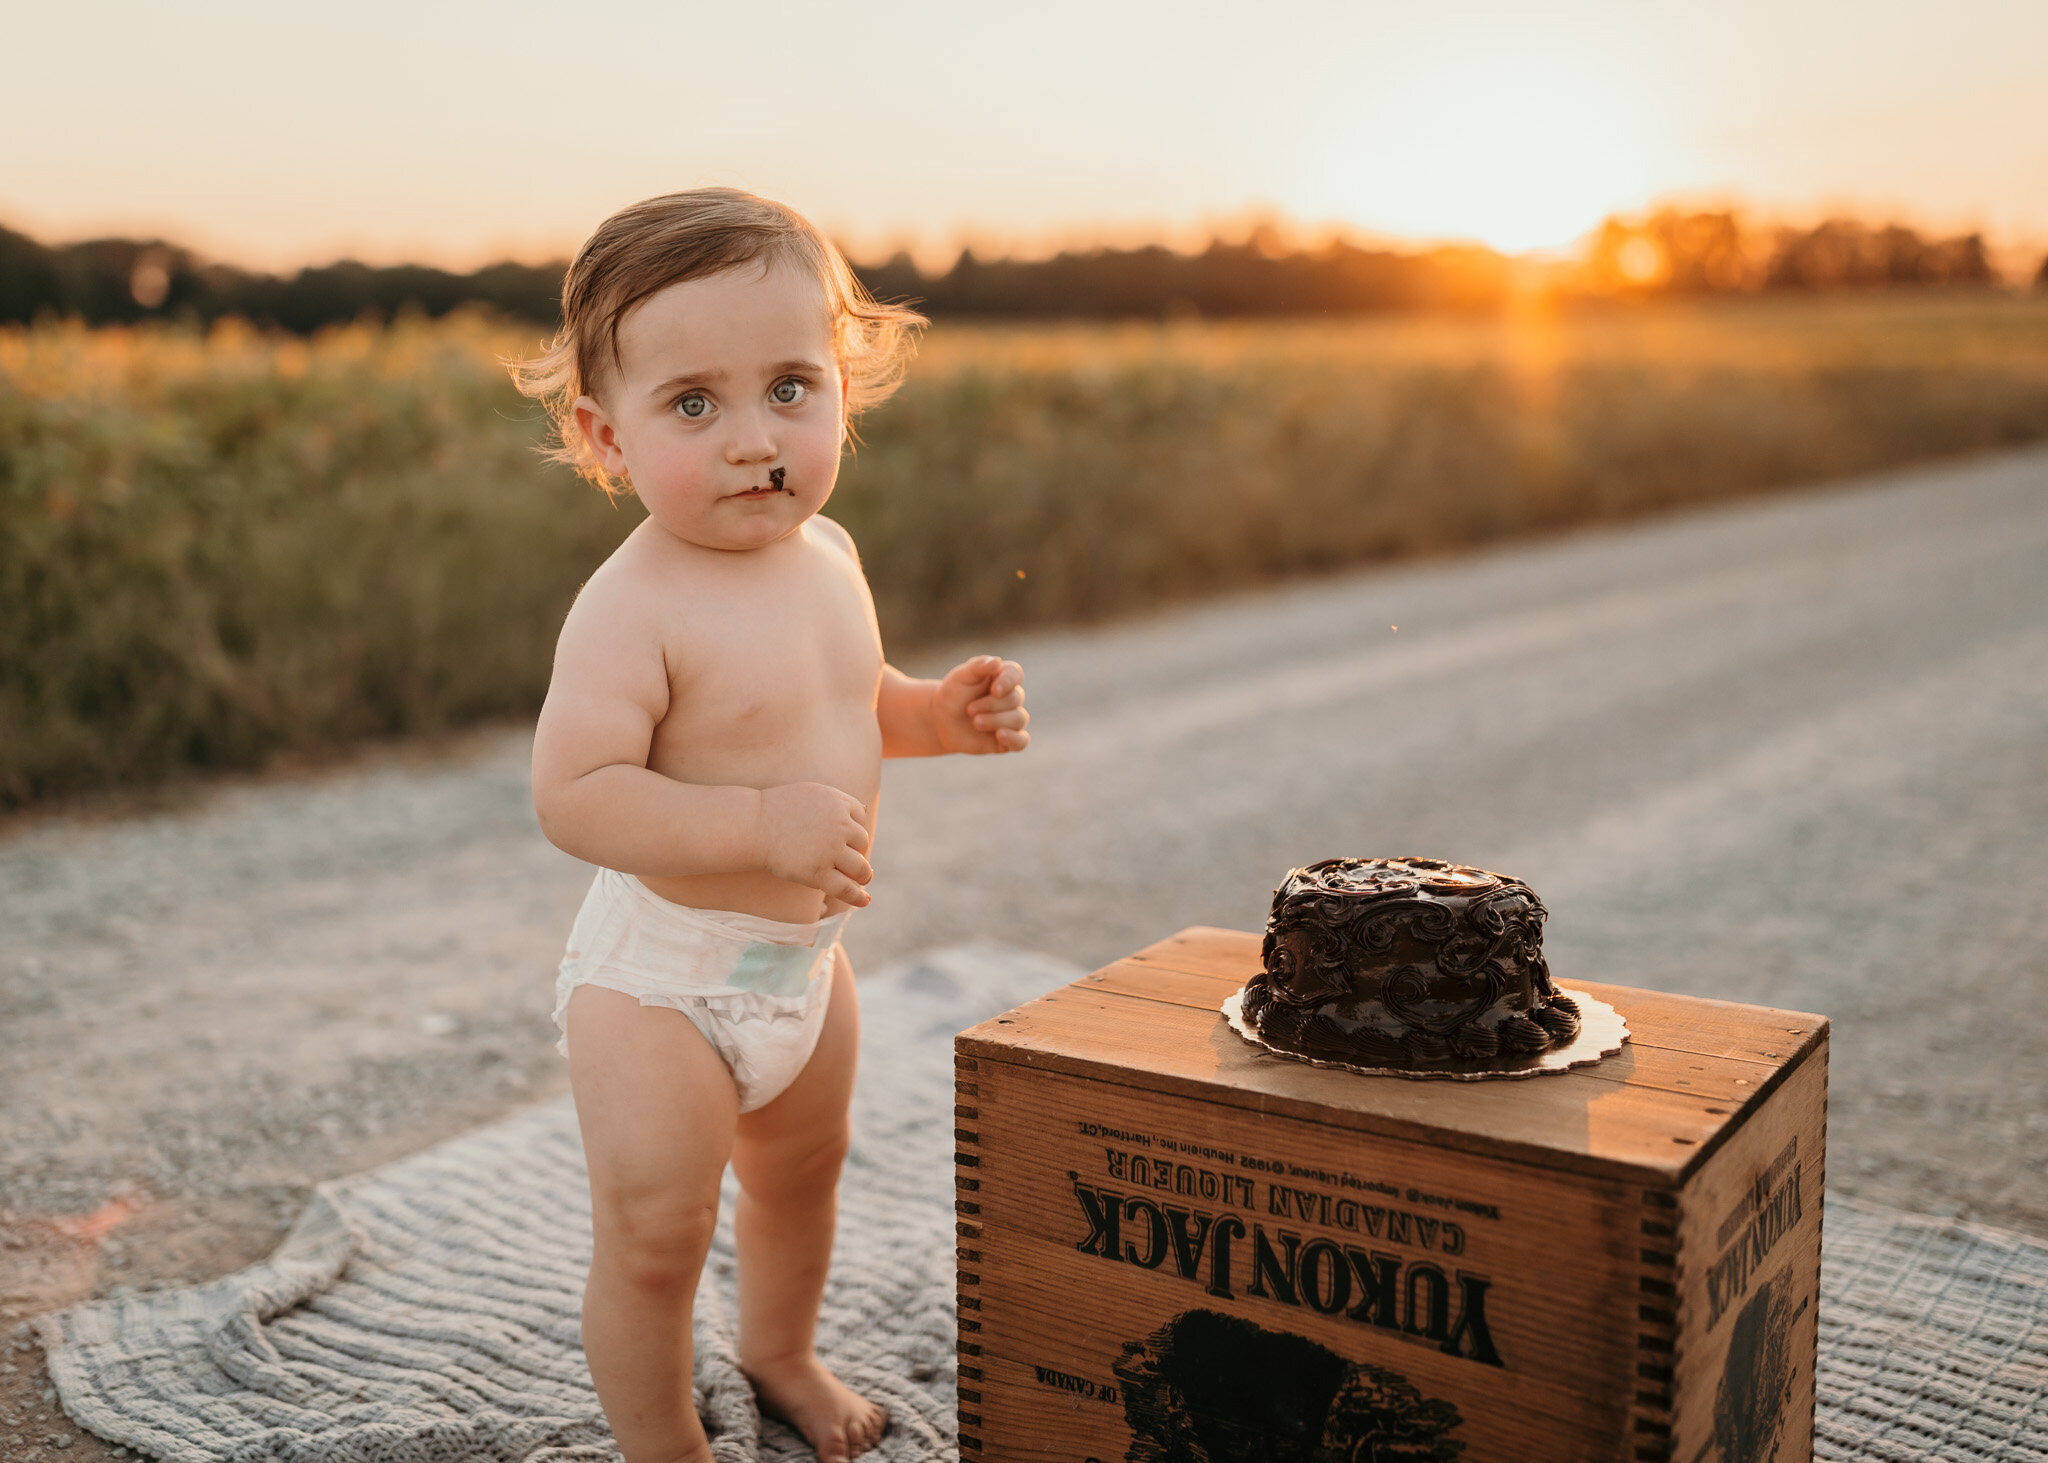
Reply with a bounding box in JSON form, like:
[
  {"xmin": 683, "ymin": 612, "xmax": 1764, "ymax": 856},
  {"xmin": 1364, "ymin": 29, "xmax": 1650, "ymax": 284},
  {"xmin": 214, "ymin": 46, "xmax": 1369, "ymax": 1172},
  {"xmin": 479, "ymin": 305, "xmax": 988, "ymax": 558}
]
[{"xmin": 725, "ymin": 417, "xmax": 779, "ymax": 463}]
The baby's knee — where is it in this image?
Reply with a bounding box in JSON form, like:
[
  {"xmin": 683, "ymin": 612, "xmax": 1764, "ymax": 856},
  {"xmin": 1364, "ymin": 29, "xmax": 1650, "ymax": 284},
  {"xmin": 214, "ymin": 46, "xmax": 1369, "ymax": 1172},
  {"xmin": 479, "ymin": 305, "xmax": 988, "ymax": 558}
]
[{"xmin": 592, "ymin": 1191, "xmax": 720, "ymax": 1290}]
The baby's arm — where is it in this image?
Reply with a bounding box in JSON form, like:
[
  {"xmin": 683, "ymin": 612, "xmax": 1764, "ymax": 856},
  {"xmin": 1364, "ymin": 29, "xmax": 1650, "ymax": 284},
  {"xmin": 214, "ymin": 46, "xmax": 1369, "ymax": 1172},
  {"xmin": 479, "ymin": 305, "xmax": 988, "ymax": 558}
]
[
  {"xmin": 531, "ymin": 577, "xmax": 873, "ymax": 906},
  {"xmin": 878, "ymin": 656, "xmax": 1030, "ymax": 758},
  {"xmin": 806, "ymin": 515, "xmax": 1028, "ymax": 761}
]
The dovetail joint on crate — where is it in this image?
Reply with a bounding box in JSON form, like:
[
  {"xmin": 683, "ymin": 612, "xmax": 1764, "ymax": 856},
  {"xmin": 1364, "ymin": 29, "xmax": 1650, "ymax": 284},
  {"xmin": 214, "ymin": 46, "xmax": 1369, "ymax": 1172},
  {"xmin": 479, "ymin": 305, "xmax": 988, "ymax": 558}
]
[
  {"xmin": 1804, "ymin": 1054, "xmax": 1830, "ymax": 1453},
  {"xmin": 1630, "ymin": 1187, "xmax": 1680, "ymax": 1463},
  {"xmin": 956, "ymin": 1058, "xmax": 988, "ymax": 1458}
]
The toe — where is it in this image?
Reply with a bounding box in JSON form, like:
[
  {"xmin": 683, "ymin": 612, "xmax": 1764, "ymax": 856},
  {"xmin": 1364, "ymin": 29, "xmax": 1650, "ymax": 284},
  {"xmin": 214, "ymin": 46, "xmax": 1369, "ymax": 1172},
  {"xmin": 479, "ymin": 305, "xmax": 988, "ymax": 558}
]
[{"xmin": 822, "ymin": 1421, "xmax": 851, "ymax": 1463}]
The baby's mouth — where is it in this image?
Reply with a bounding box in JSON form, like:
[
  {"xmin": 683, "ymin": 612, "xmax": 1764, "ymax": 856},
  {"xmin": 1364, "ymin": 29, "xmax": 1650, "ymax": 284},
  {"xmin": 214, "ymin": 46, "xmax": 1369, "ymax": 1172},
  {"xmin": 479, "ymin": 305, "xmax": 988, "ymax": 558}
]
[{"xmin": 733, "ymin": 467, "xmax": 789, "ymax": 499}]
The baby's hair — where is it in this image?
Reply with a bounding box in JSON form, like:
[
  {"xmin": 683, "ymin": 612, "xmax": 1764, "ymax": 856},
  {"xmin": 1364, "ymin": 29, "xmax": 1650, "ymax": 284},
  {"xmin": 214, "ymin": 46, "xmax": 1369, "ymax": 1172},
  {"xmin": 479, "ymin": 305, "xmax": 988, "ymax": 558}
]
[{"xmin": 508, "ymin": 187, "xmax": 926, "ymax": 489}]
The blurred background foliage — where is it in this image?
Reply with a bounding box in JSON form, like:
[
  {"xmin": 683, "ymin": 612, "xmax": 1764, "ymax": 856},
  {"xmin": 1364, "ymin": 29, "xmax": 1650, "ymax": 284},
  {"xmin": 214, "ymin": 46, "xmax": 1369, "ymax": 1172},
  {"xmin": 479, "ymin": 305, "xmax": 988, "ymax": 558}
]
[
  {"xmin": 5, "ymin": 293, "xmax": 2048, "ymax": 808},
  {"xmin": 0, "ymin": 315, "xmax": 630, "ymax": 805}
]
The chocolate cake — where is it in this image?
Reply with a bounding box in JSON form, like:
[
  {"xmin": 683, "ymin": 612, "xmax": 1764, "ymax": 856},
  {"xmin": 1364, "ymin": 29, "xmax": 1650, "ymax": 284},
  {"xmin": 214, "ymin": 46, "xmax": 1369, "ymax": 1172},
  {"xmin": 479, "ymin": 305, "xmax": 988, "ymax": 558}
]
[{"xmin": 1237, "ymin": 856, "xmax": 1581, "ymax": 1067}]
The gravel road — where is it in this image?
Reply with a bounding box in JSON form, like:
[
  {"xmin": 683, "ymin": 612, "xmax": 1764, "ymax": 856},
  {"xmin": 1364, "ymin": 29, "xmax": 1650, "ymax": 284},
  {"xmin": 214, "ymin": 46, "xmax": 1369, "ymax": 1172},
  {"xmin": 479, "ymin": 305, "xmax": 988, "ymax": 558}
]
[{"xmin": 3, "ymin": 445, "xmax": 2045, "ymax": 1454}]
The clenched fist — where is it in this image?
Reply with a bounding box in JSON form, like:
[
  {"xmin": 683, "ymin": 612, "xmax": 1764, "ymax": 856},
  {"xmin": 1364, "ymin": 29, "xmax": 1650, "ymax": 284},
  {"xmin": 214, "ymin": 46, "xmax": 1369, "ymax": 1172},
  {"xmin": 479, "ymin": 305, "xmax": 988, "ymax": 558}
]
[{"xmin": 932, "ymin": 656, "xmax": 1029, "ymax": 755}]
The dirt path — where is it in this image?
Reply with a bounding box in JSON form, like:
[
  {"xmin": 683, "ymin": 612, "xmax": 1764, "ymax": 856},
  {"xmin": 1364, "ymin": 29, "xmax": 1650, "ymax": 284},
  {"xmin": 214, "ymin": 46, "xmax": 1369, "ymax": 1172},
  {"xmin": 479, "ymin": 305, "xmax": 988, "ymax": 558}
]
[{"xmin": 5, "ymin": 445, "xmax": 2046, "ymax": 1459}]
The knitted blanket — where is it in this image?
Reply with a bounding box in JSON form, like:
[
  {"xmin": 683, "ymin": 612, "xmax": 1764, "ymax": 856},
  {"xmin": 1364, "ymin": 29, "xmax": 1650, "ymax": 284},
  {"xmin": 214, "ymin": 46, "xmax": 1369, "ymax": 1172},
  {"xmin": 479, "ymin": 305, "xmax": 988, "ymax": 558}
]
[{"xmin": 35, "ymin": 946, "xmax": 2048, "ymax": 1462}]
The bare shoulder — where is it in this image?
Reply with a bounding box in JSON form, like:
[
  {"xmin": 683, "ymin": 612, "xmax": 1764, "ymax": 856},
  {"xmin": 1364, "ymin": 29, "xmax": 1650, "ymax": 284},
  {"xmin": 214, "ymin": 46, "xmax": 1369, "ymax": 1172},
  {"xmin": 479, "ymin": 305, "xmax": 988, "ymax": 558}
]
[
  {"xmin": 806, "ymin": 513, "xmax": 861, "ymax": 564},
  {"xmin": 548, "ymin": 526, "xmax": 675, "ymax": 707},
  {"xmin": 559, "ymin": 527, "xmax": 656, "ymax": 632},
  {"xmin": 532, "ymin": 528, "xmax": 682, "ymax": 790}
]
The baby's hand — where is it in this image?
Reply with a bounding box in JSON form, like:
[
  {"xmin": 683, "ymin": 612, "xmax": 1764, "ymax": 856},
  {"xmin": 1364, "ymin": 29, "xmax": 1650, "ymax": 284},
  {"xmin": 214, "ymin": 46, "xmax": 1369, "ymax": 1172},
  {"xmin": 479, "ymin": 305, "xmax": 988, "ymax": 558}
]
[
  {"xmin": 934, "ymin": 655, "xmax": 1030, "ymax": 755},
  {"xmin": 756, "ymin": 783, "xmax": 874, "ymax": 907}
]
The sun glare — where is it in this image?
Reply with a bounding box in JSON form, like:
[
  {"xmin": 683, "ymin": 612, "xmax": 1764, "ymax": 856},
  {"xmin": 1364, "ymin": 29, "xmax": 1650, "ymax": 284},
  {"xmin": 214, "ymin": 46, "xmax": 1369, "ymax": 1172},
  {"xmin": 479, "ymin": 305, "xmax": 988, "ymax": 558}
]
[{"xmin": 1293, "ymin": 47, "xmax": 1672, "ymax": 255}]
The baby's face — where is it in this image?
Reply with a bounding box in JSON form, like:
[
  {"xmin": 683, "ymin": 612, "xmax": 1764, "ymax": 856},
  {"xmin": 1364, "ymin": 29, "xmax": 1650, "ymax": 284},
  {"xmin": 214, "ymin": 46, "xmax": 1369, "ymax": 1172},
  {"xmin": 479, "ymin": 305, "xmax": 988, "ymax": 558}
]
[{"xmin": 578, "ymin": 260, "xmax": 848, "ymax": 552}]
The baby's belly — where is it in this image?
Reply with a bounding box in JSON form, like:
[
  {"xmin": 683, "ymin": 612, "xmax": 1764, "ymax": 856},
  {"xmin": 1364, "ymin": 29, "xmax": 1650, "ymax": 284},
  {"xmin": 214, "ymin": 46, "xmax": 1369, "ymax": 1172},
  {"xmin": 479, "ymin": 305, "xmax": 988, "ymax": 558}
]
[
  {"xmin": 637, "ymin": 868, "xmax": 860, "ymax": 924},
  {"xmin": 638, "ymin": 712, "xmax": 882, "ymax": 924}
]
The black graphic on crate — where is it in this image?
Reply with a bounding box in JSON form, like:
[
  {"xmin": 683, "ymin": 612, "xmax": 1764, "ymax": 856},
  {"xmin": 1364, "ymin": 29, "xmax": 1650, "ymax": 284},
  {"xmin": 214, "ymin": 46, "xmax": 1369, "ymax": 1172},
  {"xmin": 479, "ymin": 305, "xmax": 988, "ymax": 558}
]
[
  {"xmin": 1111, "ymin": 1307, "xmax": 1465, "ymax": 1462},
  {"xmin": 1706, "ymin": 1271, "xmax": 1805, "ymax": 1463}
]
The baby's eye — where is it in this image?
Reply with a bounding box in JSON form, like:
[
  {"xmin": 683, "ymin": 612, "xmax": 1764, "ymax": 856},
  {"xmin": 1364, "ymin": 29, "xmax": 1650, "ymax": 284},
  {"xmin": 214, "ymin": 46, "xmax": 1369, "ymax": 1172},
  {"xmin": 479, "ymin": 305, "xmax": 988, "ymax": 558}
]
[
  {"xmin": 770, "ymin": 378, "xmax": 807, "ymax": 406},
  {"xmin": 675, "ymin": 392, "xmax": 711, "ymax": 419}
]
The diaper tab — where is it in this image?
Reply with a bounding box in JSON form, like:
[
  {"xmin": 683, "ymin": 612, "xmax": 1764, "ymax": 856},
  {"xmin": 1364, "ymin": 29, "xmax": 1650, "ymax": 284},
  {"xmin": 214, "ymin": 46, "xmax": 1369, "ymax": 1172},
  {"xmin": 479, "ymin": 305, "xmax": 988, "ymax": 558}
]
[
  {"xmin": 728, "ymin": 942, "xmax": 827, "ymax": 997},
  {"xmin": 725, "ymin": 911, "xmax": 850, "ymax": 997}
]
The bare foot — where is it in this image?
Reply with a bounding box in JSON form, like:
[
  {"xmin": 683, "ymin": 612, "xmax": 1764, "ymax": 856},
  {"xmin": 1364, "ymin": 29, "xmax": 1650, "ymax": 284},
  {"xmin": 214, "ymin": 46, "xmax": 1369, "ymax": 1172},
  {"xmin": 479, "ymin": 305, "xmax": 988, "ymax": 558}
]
[{"xmin": 741, "ymin": 1353, "xmax": 887, "ymax": 1462}]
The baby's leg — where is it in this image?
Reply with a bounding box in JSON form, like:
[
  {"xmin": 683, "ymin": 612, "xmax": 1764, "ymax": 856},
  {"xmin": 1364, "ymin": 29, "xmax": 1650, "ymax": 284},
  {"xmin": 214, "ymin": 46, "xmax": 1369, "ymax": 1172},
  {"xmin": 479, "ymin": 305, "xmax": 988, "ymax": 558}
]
[
  {"xmin": 729, "ymin": 946, "xmax": 886, "ymax": 1462},
  {"xmin": 566, "ymin": 983, "xmax": 740, "ymax": 1463}
]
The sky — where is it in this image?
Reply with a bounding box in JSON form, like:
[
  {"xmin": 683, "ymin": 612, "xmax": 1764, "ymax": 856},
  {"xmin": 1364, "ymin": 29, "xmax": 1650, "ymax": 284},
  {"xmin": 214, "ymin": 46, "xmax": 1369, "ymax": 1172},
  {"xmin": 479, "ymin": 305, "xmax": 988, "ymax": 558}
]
[{"xmin": 6, "ymin": 0, "xmax": 2046, "ymax": 270}]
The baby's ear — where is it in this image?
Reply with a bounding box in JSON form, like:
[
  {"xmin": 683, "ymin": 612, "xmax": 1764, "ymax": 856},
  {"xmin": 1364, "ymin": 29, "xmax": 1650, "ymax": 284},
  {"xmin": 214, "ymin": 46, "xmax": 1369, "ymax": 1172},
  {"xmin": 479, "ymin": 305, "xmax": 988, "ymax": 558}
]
[{"xmin": 572, "ymin": 394, "xmax": 628, "ymax": 475}]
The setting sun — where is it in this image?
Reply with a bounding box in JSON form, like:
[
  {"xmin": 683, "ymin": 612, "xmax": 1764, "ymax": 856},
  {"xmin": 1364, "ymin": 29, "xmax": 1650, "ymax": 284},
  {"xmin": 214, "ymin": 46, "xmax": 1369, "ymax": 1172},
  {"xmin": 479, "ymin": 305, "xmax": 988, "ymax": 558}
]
[{"xmin": 1292, "ymin": 44, "xmax": 1674, "ymax": 253}]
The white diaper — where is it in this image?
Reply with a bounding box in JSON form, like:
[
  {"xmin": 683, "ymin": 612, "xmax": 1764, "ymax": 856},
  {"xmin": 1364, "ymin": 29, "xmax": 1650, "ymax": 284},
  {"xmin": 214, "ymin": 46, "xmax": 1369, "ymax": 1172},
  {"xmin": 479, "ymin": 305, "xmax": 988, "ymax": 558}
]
[{"xmin": 552, "ymin": 867, "xmax": 851, "ymax": 1113}]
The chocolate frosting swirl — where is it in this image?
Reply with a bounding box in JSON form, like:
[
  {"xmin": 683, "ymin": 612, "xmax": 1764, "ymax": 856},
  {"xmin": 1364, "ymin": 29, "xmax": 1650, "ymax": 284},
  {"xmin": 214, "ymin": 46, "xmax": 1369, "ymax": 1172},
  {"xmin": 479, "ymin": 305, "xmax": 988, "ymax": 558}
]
[{"xmin": 1240, "ymin": 857, "xmax": 1580, "ymax": 1066}]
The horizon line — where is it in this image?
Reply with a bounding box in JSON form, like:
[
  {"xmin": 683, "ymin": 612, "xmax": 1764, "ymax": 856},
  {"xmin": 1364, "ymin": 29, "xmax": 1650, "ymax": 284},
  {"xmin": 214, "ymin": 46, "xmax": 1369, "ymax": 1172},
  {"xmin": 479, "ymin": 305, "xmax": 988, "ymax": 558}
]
[{"xmin": 5, "ymin": 194, "xmax": 2040, "ymax": 280}]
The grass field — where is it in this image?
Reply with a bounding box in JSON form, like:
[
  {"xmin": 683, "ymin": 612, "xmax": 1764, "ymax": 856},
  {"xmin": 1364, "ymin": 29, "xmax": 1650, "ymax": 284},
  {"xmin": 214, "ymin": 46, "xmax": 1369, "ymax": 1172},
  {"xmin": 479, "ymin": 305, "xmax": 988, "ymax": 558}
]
[{"xmin": 5, "ymin": 293, "xmax": 2048, "ymax": 806}]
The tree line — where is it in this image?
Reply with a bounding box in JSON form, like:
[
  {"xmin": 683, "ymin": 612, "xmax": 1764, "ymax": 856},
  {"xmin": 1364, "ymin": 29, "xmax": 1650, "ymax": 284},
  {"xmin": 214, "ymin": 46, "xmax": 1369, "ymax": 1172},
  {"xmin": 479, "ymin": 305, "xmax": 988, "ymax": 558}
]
[
  {"xmin": 1, "ymin": 212, "xmax": 2036, "ymax": 334},
  {"xmin": 1581, "ymin": 209, "xmax": 2008, "ymax": 293},
  {"xmin": 0, "ymin": 226, "xmax": 564, "ymax": 333}
]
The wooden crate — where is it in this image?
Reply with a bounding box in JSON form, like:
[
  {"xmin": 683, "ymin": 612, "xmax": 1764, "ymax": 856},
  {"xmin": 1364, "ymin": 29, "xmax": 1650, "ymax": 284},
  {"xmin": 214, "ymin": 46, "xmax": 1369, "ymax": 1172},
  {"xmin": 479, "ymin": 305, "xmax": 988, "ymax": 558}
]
[{"xmin": 954, "ymin": 926, "xmax": 1827, "ymax": 1463}]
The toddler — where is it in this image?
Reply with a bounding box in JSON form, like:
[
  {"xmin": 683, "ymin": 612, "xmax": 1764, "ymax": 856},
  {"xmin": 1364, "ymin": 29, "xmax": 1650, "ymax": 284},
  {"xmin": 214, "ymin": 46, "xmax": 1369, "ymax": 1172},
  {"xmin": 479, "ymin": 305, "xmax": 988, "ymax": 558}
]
[{"xmin": 515, "ymin": 189, "xmax": 1028, "ymax": 1463}]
